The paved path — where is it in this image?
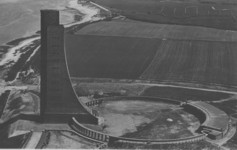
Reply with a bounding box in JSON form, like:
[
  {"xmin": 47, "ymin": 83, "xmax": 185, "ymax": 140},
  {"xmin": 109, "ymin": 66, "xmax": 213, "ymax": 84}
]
[{"xmin": 24, "ymin": 132, "xmax": 42, "ymax": 149}]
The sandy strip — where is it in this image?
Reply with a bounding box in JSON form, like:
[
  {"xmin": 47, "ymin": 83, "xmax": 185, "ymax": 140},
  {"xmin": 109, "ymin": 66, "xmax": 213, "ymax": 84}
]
[{"xmin": 24, "ymin": 132, "xmax": 42, "ymax": 148}]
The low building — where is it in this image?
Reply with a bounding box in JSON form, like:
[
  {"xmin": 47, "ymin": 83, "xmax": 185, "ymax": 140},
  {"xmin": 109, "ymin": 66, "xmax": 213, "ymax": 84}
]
[{"xmin": 184, "ymin": 101, "xmax": 229, "ymax": 140}]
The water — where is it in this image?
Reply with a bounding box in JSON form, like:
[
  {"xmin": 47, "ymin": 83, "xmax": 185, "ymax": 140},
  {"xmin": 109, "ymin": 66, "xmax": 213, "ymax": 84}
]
[{"xmin": 0, "ymin": 0, "xmax": 71, "ymax": 45}]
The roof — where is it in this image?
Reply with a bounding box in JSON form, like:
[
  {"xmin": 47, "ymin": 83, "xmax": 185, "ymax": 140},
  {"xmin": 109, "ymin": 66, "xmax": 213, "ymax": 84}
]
[{"xmin": 188, "ymin": 101, "xmax": 229, "ymax": 131}]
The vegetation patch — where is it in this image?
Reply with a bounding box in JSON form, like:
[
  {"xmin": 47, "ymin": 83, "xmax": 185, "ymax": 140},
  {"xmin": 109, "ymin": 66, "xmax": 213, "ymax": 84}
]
[
  {"xmin": 93, "ymin": 100, "xmax": 199, "ymax": 139},
  {"xmin": 142, "ymin": 86, "xmax": 233, "ymax": 101},
  {"xmin": 66, "ymin": 35, "xmax": 159, "ymax": 79}
]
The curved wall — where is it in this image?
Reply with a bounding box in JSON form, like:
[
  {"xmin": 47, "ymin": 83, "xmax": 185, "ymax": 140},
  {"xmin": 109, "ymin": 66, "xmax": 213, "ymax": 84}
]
[
  {"xmin": 69, "ymin": 117, "xmax": 206, "ymax": 146},
  {"xmin": 82, "ymin": 97, "xmax": 230, "ymax": 141},
  {"xmin": 184, "ymin": 101, "xmax": 229, "ymax": 139},
  {"xmin": 71, "ymin": 96, "xmax": 207, "ymax": 146},
  {"xmin": 85, "ymin": 96, "xmax": 181, "ymax": 107}
]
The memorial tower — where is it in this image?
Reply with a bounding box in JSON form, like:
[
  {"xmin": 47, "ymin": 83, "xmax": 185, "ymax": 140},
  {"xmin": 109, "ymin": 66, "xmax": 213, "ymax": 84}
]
[{"xmin": 40, "ymin": 10, "xmax": 97, "ymax": 123}]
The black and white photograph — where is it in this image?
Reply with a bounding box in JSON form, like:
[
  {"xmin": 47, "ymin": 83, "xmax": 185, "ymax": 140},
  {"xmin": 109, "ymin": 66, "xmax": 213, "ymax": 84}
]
[{"xmin": 0, "ymin": 0, "xmax": 236, "ymax": 149}]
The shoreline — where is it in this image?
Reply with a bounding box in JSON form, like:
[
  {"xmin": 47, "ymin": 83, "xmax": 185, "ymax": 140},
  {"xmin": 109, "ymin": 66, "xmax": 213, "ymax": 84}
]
[{"xmin": 0, "ymin": 0, "xmax": 107, "ymax": 84}]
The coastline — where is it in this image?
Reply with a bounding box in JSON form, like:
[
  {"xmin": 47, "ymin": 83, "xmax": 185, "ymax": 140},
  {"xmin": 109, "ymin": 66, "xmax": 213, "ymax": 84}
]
[{"xmin": 0, "ymin": 0, "xmax": 107, "ymax": 84}]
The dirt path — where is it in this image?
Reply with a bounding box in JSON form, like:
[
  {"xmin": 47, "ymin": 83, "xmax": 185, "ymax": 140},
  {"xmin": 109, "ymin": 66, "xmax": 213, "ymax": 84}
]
[{"xmin": 135, "ymin": 82, "xmax": 237, "ymax": 94}]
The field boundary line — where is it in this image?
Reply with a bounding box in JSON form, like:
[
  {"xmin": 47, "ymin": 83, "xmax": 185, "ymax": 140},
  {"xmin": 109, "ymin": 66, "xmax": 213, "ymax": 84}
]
[
  {"xmin": 135, "ymin": 82, "xmax": 237, "ymax": 95},
  {"xmin": 77, "ymin": 32, "xmax": 237, "ymax": 42}
]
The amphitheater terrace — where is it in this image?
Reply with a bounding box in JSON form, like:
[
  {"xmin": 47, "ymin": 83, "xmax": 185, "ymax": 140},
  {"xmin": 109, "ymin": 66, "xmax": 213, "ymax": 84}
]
[{"xmin": 184, "ymin": 101, "xmax": 230, "ymax": 139}]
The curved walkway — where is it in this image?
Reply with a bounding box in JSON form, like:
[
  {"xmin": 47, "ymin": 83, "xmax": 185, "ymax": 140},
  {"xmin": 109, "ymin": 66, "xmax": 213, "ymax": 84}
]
[
  {"xmin": 25, "ymin": 129, "xmax": 106, "ymax": 149},
  {"xmin": 23, "ymin": 132, "xmax": 42, "ymax": 149},
  {"xmin": 85, "ymin": 96, "xmax": 181, "ymax": 107},
  {"xmin": 185, "ymin": 101, "xmax": 229, "ymax": 133}
]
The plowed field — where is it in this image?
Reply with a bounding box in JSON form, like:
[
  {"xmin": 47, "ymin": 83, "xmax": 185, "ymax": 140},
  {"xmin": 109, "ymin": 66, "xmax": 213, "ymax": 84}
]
[
  {"xmin": 66, "ymin": 20, "xmax": 237, "ymax": 89},
  {"xmin": 140, "ymin": 40, "xmax": 237, "ymax": 87},
  {"xmin": 92, "ymin": 0, "xmax": 237, "ymax": 30},
  {"xmin": 66, "ymin": 35, "xmax": 160, "ymax": 79}
]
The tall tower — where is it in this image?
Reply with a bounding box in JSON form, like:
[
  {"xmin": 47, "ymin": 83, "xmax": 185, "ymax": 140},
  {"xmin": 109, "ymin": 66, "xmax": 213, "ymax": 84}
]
[
  {"xmin": 40, "ymin": 10, "xmax": 59, "ymax": 117},
  {"xmin": 40, "ymin": 10, "xmax": 97, "ymax": 123}
]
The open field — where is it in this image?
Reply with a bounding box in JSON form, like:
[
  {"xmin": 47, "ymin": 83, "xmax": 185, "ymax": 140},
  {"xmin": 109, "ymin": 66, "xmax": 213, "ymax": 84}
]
[
  {"xmin": 66, "ymin": 34, "xmax": 159, "ymax": 79},
  {"xmin": 140, "ymin": 39, "xmax": 237, "ymax": 88},
  {"xmin": 93, "ymin": 100, "xmax": 199, "ymax": 138},
  {"xmin": 210, "ymin": 97, "xmax": 237, "ymax": 117},
  {"xmin": 67, "ymin": 20, "xmax": 237, "ymax": 89},
  {"xmin": 199, "ymin": 0, "xmax": 237, "ymax": 5},
  {"xmin": 92, "ymin": 0, "xmax": 237, "ymax": 30},
  {"xmin": 142, "ymin": 86, "xmax": 232, "ymax": 101},
  {"xmin": 77, "ymin": 21, "xmax": 237, "ymax": 42}
]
